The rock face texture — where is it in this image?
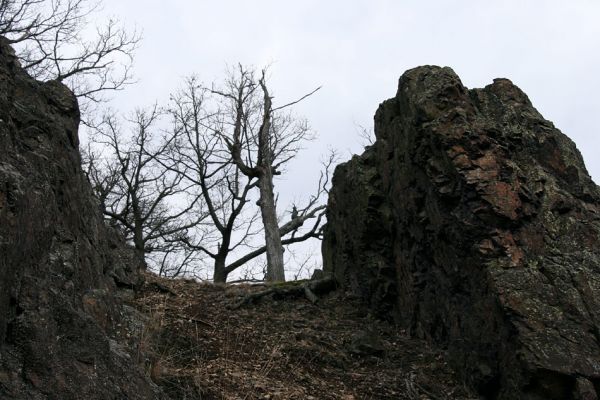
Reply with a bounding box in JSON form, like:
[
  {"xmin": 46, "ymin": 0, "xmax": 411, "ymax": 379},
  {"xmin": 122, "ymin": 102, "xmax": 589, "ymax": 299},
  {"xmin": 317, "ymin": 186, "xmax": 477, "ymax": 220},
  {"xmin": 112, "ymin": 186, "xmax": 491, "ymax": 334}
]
[
  {"xmin": 323, "ymin": 66, "xmax": 600, "ymax": 399},
  {"xmin": 0, "ymin": 38, "xmax": 164, "ymax": 399}
]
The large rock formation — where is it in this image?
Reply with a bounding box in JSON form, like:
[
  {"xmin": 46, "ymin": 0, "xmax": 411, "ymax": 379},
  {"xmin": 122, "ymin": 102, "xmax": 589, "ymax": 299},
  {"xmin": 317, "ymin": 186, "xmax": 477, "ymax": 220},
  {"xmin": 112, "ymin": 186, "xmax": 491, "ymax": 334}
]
[
  {"xmin": 323, "ymin": 66, "xmax": 600, "ymax": 399},
  {"xmin": 0, "ymin": 38, "xmax": 164, "ymax": 399}
]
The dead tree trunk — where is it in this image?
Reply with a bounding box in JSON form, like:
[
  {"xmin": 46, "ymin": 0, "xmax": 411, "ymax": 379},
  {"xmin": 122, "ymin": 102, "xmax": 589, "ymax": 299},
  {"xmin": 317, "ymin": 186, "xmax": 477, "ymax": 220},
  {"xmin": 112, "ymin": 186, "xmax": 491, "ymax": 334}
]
[
  {"xmin": 258, "ymin": 166, "xmax": 285, "ymax": 281},
  {"xmin": 213, "ymin": 66, "xmax": 321, "ymax": 282},
  {"xmin": 257, "ymin": 78, "xmax": 285, "ymax": 282}
]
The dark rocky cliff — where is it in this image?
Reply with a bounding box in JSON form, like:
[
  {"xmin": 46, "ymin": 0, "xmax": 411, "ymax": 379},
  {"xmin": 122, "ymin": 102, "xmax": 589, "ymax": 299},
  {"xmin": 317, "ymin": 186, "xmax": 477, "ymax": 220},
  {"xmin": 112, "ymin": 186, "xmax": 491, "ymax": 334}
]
[
  {"xmin": 0, "ymin": 38, "xmax": 164, "ymax": 399},
  {"xmin": 323, "ymin": 66, "xmax": 600, "ymax": 399}
]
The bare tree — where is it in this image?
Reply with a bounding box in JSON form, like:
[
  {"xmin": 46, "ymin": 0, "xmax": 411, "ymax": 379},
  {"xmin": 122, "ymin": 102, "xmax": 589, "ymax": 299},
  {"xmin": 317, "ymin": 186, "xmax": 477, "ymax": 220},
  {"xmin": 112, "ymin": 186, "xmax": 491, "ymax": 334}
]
[
  {"xmin": 0, "ymin": 0, "xmax": 139, "ymax": 117},
  {"xmin": 205, "ymin": 66, "xmax": 324, "ymax": 282},
  {"xmin": 166, "ymin": 76, "xmax": 262, "ymax": 283},
  {"xmin": 83, "ymin": 66, "xmax": 331, "ymax": 281},
  {"xmin": 84, "ymin": 105, "xmax": 204, "ymax": 267},
  {"xmin": 222, "ymin": 149, "xmax": 337, "ymax": 278},
  {"xmin": 164, "ymin": 71, "xmax": 332, "ymax": 282}
]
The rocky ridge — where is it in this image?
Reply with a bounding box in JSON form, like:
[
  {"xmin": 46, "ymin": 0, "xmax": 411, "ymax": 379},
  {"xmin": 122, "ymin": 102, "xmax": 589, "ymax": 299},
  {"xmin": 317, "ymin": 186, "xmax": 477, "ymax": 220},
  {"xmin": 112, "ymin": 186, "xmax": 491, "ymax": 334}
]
[
  {"xmin": 0, "ymin": 37, "xmax": 164, "ymax": 399},
  {"xmin": 323, "ymin": 66, "xmax": 600, "ymax": 399},
  {"xmin": 3, "ymin": 28, "xmax": 600, "ymax": 399}
]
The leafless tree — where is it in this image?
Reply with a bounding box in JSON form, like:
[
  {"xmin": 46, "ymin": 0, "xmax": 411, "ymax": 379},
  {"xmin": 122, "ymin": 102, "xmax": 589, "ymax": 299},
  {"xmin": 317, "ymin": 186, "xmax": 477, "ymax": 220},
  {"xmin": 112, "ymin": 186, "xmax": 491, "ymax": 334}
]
[
  {"xmin": 163, "ymin": 71, "xmax": 332, "ymax": 282},
  {"xmin": 84, "ymin": 105, "xmax": 204, "ymax": 268},
  {"xmin": 84, "ymin": 66, "xmax": 332, "ymax": 281},
  {"xmin": 0, "ymin": 0, "xmax": 139, "ymax": 117},
  {"xmin": 202, "ymin": 66, "xmax": 326, "ymax": 282},
  {"xmin": 165, "ymin": 76, "xmax": 263, "ymax": 283}
]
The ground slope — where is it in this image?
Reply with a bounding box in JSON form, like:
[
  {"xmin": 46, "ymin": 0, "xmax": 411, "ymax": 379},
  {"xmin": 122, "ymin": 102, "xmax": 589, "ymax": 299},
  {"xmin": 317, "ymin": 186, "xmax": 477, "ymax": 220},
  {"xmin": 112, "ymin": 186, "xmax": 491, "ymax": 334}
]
[{"xmin": 133, "ymin": 274, "xmax": 477, "ymax": 399}]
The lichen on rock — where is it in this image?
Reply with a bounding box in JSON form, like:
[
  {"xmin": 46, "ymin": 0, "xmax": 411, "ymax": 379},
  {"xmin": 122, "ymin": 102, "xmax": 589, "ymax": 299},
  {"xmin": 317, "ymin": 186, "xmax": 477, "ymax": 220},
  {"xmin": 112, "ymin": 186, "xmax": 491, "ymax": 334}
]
[{"xmin": 323, "ymin": 65, "xmax": 600, "ymax": 399}]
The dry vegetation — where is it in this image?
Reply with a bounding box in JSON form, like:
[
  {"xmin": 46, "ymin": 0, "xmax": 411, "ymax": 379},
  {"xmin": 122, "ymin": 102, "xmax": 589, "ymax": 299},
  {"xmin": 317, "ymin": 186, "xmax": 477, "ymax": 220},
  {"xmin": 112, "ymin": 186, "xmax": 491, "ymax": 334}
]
[{"xmin": 123, "ymin": 273, "xmax": 478, "ymax": 399}]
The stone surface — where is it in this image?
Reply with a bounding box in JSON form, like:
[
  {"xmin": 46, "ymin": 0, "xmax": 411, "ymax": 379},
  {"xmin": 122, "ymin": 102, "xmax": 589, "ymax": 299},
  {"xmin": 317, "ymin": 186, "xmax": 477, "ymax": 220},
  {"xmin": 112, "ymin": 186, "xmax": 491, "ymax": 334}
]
[
  {"xmin": 0, "ymin": 37, "xmax": 164, "ymax": 399},
  {"xmin": 323, "ymin": 66, "xmax": 600, "ymax": 399}
]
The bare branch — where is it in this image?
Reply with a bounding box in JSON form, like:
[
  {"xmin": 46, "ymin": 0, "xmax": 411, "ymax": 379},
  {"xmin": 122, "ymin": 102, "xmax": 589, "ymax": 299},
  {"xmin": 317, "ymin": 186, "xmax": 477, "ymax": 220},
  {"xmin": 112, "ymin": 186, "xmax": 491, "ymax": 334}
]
[
  {"xmin": 85, "ymin": 107, "xmax": 205, "ymax": 268},
  {"xmin": 272, "ymin": 86, "xmax": 321, "ymax": 112},
  {"xmin": 0, "ymin": 0, "xmax": 140, "ymax": 121}
]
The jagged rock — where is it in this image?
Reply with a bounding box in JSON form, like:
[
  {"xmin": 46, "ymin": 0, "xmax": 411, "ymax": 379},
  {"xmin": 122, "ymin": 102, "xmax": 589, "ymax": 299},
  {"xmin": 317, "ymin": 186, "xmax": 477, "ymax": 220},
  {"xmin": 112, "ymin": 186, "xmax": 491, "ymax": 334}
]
[
  {"xmin": 323, "ymin": 66, "xmax": 600, "ymax": 399},
  {"xmin": 0, "ymin": 37, "xmax": 165, "ymax": 399}
]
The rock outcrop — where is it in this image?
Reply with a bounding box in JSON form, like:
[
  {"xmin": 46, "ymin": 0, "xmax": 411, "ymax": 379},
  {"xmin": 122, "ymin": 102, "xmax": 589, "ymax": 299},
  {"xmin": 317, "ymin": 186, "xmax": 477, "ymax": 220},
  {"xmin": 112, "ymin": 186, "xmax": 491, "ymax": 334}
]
[
  {"xmin": 323, "ymin": 66, "xmax": 600, "ymax": 399},
  {"xmin": 0, "ymin": 38, "xmax": 164, "ymax": 399}
]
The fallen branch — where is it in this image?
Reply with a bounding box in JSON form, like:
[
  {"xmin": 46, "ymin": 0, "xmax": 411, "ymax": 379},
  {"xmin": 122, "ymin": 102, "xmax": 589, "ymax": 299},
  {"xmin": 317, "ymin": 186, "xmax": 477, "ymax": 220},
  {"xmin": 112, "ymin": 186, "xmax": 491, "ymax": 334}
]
[{"xmin": 228, "ymin": 277, "xmax": 336, "ymax": 310}]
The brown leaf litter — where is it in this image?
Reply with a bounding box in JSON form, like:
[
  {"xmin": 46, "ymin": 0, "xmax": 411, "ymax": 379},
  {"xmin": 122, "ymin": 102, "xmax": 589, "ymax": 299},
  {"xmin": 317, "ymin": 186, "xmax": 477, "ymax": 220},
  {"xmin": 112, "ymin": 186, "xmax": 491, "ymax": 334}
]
[{"xmin": 126, "ymin": 273, "xmax": 478, "ymax": 400}]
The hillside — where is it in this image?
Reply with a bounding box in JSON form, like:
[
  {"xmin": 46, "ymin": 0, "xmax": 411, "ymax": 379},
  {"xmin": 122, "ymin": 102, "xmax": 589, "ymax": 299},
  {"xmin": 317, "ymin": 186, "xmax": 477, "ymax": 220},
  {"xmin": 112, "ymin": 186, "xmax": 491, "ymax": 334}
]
[
  {"xmin": 2, "ymin": 32, "xmax": 600, "ymax": 399},
  {"xmin": 130, "ymin": 273, "xmax": 476, "ymax": 399}
]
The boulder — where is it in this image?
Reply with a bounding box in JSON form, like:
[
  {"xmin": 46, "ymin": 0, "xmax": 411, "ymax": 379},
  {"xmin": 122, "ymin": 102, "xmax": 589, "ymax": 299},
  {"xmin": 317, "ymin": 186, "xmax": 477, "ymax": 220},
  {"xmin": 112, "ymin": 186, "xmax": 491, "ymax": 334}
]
[
  {"xmin": 323, "ymin": 66, "xmax": 600, "ymax": 399},
  {"xmin": 0, "ymin": 37, "xmax": 164, "ymax": 399}
]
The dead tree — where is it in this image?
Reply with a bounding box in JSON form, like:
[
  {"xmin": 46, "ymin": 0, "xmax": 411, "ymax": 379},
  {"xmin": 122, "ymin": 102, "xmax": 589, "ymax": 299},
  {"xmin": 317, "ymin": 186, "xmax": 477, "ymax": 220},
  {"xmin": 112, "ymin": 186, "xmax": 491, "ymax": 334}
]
[
  {"xmin": 165, "ymin": 71, "xmax": 331, "ymax": 282},
  {"xmin": 0, "ymin": 0, "xmax": 139, "ymax": 118},
  {"xmin": 208, "ymin": 66, "xmax": 323, "ymax": 282},
  {"xmin": 85, "ymin": 106, "xmax": 204, "ymax": 267},
  {"xmin": 228, "ymin": 150, "xmax": 337, "ymax": 274},
  {"xmin": 166, "ymin": 76, "xmax": 262, "ymax": 283}
]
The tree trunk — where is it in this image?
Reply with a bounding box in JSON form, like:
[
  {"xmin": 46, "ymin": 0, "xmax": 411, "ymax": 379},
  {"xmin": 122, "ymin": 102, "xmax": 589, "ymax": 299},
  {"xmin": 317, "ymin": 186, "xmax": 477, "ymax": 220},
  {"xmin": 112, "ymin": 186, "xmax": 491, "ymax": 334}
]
[
  {"xmin": 133, "ymin": 223, "xmax": 146, "ymax": 268},
  {"xmin": 258, "ymin": 168, "xmax": 285, "ymax": 282},
  {"xmin": 131, "ymin": 197, "xmax": 146, "ymax": 268},
  {"xmin": 213, "ymin": 256, "xmax": 228, "ymax": 283},
  {"xmin": 255, "ymin": 76, "xmax": 286, "ymax": 282}
]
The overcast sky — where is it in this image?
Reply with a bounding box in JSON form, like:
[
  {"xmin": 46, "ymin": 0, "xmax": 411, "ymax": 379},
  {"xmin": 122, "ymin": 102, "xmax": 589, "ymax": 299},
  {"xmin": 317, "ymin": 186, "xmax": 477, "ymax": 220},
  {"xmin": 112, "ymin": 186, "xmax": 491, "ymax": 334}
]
[
  {"xmin": 98, "ymin": 0, "xmax": 600, "ymax": 190},
  {"xmin": 90, "ymin": 1, "xmax": 600, "ymax": 277}
]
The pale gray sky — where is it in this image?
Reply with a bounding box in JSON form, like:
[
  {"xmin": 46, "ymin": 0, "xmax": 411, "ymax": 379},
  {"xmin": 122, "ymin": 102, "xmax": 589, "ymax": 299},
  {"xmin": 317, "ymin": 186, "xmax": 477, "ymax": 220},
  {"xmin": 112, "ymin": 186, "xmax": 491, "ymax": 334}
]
[
  {"xmin": 93, "ymin": 1, "xmax": 600, "ymax": 278},
  {"xmin": 99, "ymin": 0, "xmax": 600, "ymax": 190}
]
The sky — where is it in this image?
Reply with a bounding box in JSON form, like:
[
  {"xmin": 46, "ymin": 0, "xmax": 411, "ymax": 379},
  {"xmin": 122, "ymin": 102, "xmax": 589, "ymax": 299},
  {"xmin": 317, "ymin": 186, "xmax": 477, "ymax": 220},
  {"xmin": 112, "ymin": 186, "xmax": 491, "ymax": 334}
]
[
  {"xmin": 91, "ymin": 0, "xmax": 600, "ymax": 276},
  {"xmin": 98, "ymin": 0, "xmax": 600, "ymax": 182}
]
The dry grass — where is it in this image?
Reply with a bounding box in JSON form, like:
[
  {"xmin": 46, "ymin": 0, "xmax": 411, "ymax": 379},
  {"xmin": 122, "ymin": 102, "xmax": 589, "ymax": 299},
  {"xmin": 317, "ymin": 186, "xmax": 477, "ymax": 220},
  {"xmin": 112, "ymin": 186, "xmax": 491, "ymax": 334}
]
[{"xmin": 126, "ymin": 273, "xmax": 478, "ymax": 400}]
